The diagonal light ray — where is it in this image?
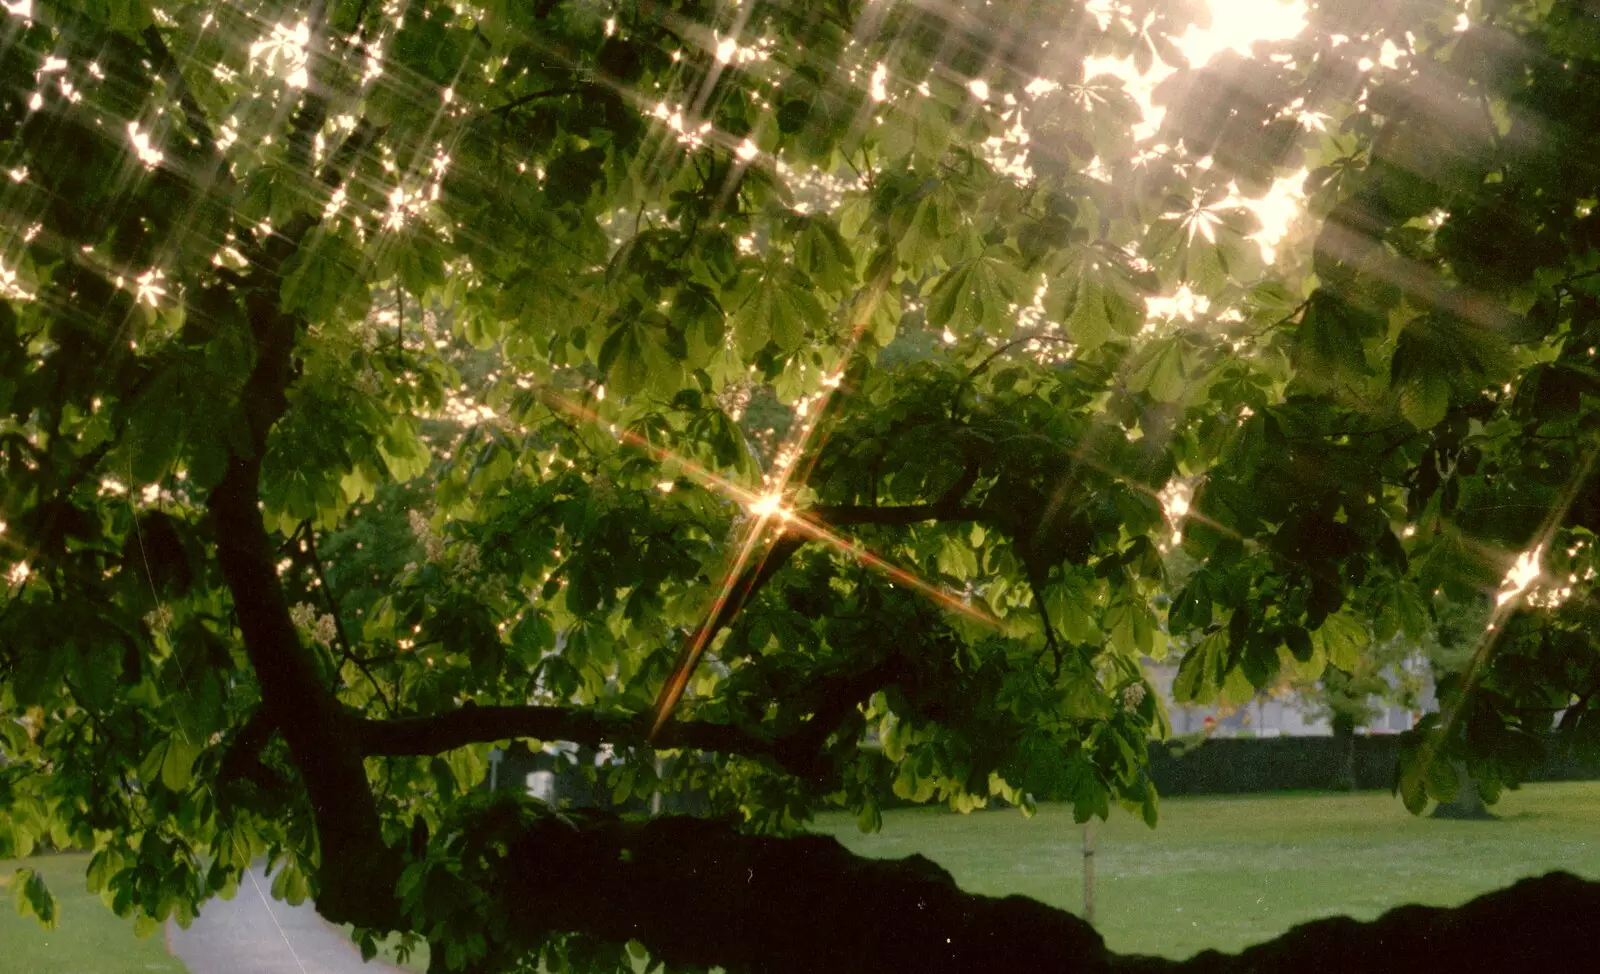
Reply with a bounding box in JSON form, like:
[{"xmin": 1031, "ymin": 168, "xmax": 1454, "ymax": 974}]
[
  {"xmin": 541, "ymin": 369, "xmax": 1000, "ymax": 740},
  {"xmin": 530, "ymin": 270, "xmax": 1002, "ymax": 737},
  {"xmin": 644, "ymin": 265, "xmax": 900, "ymax": 734},
  {"xmin": 1421, "ymin": 440, "xmax": 1600, "ymax": 780},
  {"xmin": 536, "ymin": 381, "xmax": 994, "ymax": 635}
]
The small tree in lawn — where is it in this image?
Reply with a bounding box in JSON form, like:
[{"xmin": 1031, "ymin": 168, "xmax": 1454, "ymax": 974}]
[
  {"xmin": 1300, "ymin": 635, "xmax": 1427, "ymax": 791},
  {"xmin": 1417, "ymin": 596, "xmax": 1501, "ymax": 820}
]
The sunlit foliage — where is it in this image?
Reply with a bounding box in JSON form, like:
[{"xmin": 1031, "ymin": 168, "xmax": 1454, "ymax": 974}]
[{"xmin": 1, "ymin": 0, "xmax": 1599, "ymax": 969}]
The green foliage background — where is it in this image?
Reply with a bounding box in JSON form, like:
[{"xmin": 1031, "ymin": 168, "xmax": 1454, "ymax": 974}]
[{"xmin": 1, "ymin": 0, "xmax": 1599, "ymax": 969}]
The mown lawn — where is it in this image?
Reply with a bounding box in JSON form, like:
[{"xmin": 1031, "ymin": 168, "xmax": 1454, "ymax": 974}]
[
  {"xmin": 812, "ymin": 781, "xmax": 1600, "ymax": 960},
  {"xmin": 0, "ymin": 852, "xmax": 188, "ymax": 974}
]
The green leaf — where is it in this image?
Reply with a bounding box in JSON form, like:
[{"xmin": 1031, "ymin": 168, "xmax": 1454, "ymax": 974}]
[
  {"xmin": 1283, "ymin": 625, "xmax": 1313, "ymax": 662},
  {"xmin": 936, "ymin": 535, "xmax": 980, "ymax": 580},
  {"xmin": 1399, "ymin": 374, "xmax": 1450, "ymax": 429},
  {"xmin": 1061, "ymin": 275, "xmax": 1111, "ymax": 351},
  {"xmin": 599, "ymin": 315, "xmax": 682, "ymax": 399},
  {"xmin": 271, "ymin": 864, "xmax": 310, "ymax": 906},
  {"xmin": 122, "ymin": 369, "xmax": 190, "ymax": 486},
  {"xmin": 389, "ymin": 231, "xmax": 448, "ymax": 300},
  {"xmin": 1292, "ymin": 291, "xmax": 1379, "ymax": 390},
  {"xmin": 1105, "ymin": 600, "xmax": 1154, "ymax": 656},
  {"xmin": 1168, "ymin": 576, "xmax": 1213, "ymax": 634},
  {"xmin": 1041, "ymin": 250, "xmax": 1146, "ymax": 342},
  {"xmin": 611, "ymin": 765, "xmax": 638, "ymax": 805},
  {"xmin": 728, "ymin": 265, "xmax": 830, "ymax": 356},
  {"xmin": 772, "ymin": 283, "xmax": 827, "ymax": 352},
  {"xmin": 12, "ymin": 868, "xmax": 57, "ymax": 929},
  {"xmin": 897, "ymin": 195, "xmax": 947, "ymax": 270},
  {"xmin": 1141, "ymin": 786, "xmax": 1160, "ymax": 828},
  {"xmin": 1314, "ymin": 610, "xmax": 1370, "ymax": 672},
  {"xmin": 1173, "ymin": 630, "xmax": 1228, "ymax": 704},
  {"xmin": 1395, "ymin": 739, "xmax": 1431, "ymax": 816},
  {"xmin": 86, "ymin": 848, "xmax": 123, "ymax": 896},
  {"xmin": 281, "ymin": 230, "xmax": 368, "ymax": 321},
  {"xmin": 926, "ymin": 262, "xmax": 974, "ymax": 332},
  {"xmin": 914, "ymin": 100, "xmax": 954, "ymax": 160},
  {"xmin": 926, "ymin": 256, "xmax": 1025, "ymax": 337},
  {"xmin": 545, "ymin": 147, "xmax": 608, "ymax": 207},
  {"xmin": 161, "ymin": 735, "xmax": 200, "ymax": 792},
  {"xmin": 1423, "ymin": 757, "xmax": 1460, "ymax": 804},
  {"xmin": 1127, "ymin": 338, "xmax": 1186, "ymax": 402}
]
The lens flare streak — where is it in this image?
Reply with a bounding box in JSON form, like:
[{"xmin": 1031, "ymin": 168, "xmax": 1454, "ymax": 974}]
[{"xmin": 535, "ymin": 374, "xmax": 997, "ymax": 741}]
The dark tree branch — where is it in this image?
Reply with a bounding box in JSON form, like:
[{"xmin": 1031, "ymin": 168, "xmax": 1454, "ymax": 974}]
[
  {"xmin": 215, "ymin": 707, "xmax": 292, "ymax": 798},
  {"xmin": 437, "ymin": 808, "xmax": 1600, "ymax": 974},
  {"xmin": 210, "ymin": 326, "xmax": 398, "ymax": 927},
  {"xmin": 284, "ymin": 93, "xmax": 330, "ymax": 175},
  {"xmin": 491, "ymin": 86, "xmax": 587, "ymax": 115},
  {"xmin": 1245, "ymin": 297, "xmax": 1311, "ymax": 340},
  {"xmin": 938, "ymin": 457, "xmax": 983, "ymax": 510},
  {"xmin": 300, "ymin": 521, "xmax": 393, "ymax": 715},
  {"xmin": 355, "ymin": 705, "xmax": 759, "ymax": 756},
  {"xmin": 317, "ymin": 118, "xmax": 383, "ymax": 188},
  {"xmin": 806, "ymin": 502, "xmax": 989, "ymax": 528},
  {"xmin": 357, "ymin": 657, "xmax": 907, "ymax": 783},
  {"xmin": 963, "ymin": 331, "xmax": 1074, "ymax": 384},
  {"xmin": 204, "ymin": 106, "xmax": 401, "ymax": 927},
  {"xmin": 355, "ymin": 705, "xmax": 792, "ymax": 766},
  {"xmin": 765, "ymin": 656, "xmax": 908, "ymax": 775},
  {"xmin": 1155, "ymin": 870, "xmax": 1599, "ymax": 973},
  {"xmin": 1029, "ymin": 573, "xmax": 1063, "ymax": 677}
]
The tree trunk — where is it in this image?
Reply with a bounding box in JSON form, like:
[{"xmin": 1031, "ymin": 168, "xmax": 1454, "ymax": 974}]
[
  {"xmin": 1330, "ymin": 713, "xmax": 1358, "ymax": 791},
  {"xmin": 1431, "ymin": 761, "xmax": 1497, "ymax": 820},
  {"xmin": 1082, "ymin": 820, "xmax": 1096, "ymax": 925}
]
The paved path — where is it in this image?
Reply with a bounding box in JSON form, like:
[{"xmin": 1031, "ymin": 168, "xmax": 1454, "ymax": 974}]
[{"xmin": 166, "ymin": 867, "xmax": 406, "ymax": 974}]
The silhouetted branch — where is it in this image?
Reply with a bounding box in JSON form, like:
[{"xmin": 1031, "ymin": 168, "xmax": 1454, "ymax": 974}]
[{"xmin": 355, "ymin": 657, "xmax": 906, "ymax": 782}]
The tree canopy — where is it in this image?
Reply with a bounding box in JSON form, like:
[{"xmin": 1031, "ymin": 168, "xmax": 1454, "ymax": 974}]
[{"xmin": 2, "ymin": 0, "xmax": 1599, "ymax": 970}]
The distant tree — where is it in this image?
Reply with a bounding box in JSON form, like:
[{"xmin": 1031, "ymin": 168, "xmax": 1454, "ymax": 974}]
[
  {"xmin": 1294, "ymin": 634, "xmax": 1425, "ymax": 790},
  {"xmin": 1412, "ymin": 596, "xmax": 1500, "ymax": 819}
]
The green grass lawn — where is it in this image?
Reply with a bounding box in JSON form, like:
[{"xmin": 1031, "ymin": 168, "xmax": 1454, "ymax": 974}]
[
  {"xmin": 0, "ymin": 852, "xmax": 188, "ymax": 974},
  {"xmin": 812, "ymin": 781, "xmax": 1600, "ymax": 960}
]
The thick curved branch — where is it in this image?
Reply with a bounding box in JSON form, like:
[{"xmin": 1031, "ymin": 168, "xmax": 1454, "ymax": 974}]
[
  {"xmin": 491, "ymin": 86, "xmax": 588, "ymax": 115},
  {"xmin": 357, "ymin": 705, "xmax": 784, "ymax": 763},
  {"xmin": 356, "ymin": 657, "xmax": 907, "ymax": 783},
  {"xmin": 204, "ymin": 96, "xmax": 400, "ymax": 928},
  {"xmin": 806, "ymin": 502, "xmax": 989, "ymax": 528},
  {"xmin": 210, "ymin": 350, "xmax": 397, "ymax": 926},
  {"xmin": 215, "ymin": 708, "xmax": 286, "ymax": 792},
  {"xmin": 962, "ymin": 331, "xmax": 1075, "ymax": 383}
]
